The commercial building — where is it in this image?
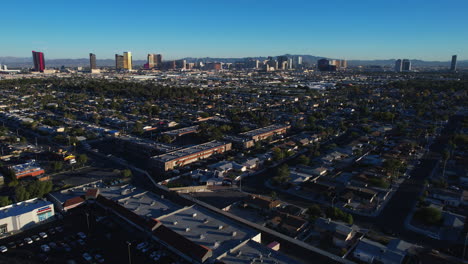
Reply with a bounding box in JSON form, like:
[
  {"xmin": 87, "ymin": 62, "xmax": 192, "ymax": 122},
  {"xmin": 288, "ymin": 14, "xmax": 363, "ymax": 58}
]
[
  {"xmin": 123, "ymin": 51, "xmax": 132, "ymax": 70},
  {"xmin": 219, "ymin": 240, "xmax": 301, "ymax": 264},
  {"xmin": 151, "ymin": 141, "xmax": 232, "ymax": 171},
  {"xmin": 395, "ymin": 59, "xmax": 402, "ymax": 72},
  {"xmin": 175, "ymin": 59, "xmax": 186, "ymax": 70},
  {"xmin": 240, "ymin": 124, "xmax": 291, "ymax": 142},
  {"xmin": 147, "ymin": 53, "xmax": 162, "ymax": 69},
  {"xmin": 0, "ymin": 198, "xmax": 55, "ymax": 236},
  {"xmin": 32, "ymin": 51, "xmax": 45, "ymax": 72},
  {"xmin": 147, "ymin": 54, "xmax": 155, "ymax": 68},
  {"xmin": 9, "ymin": 159, "xmax": 45, "ymax": 179},
  {"xmin": 158, "ymin": 204, "xmax": 261, "ymax": 259},
  {"xmin": 89, "ymin": 53, "xmax": 97, "ymax": 69},
  {"xmin": 402, "ymin": 59, "xmax": 411, "ymax": 71},
  {"xmin": 451, "ymin": 55, "xmax": 457, "ymax": 71},
  {"xmin": 204, "ymin": 62, "xmax": 222, "ymax": 71},
  {"xmin": 277, "ymin": 56, "xmax": 288, "ymax": 70},
  {"xmin": 162, "ymin": 125, "xmax": 199, "ymax": 137},
  {"xmin": 115, "ymin": 54, "xmax": 124, "ymax": 70},
  {"xmin": 317, "ymin": 59, "xmax": 336, "ymax": 71}
]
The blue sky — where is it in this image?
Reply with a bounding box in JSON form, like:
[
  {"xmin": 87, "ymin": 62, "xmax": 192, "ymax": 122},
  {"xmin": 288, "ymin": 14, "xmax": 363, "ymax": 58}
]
[{"xmin": 1, "ymin": 0, "xmax": 467, "ymax": 60}]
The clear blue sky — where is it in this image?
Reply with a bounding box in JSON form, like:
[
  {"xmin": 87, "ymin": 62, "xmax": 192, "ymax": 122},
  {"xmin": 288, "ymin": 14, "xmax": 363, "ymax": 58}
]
[{"xmin": 1, "ymin": 0, "xmax": 467, "ymax": 60}]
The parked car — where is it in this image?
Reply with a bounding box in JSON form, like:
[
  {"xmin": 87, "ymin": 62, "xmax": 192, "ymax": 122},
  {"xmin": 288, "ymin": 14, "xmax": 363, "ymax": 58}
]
[
  {"xmin": 39, "ymin": 232, "xmax": 48, "ymax": 239},
  {"xmin": 77, "ymin": 239, "xmax": 85, "ymax": 246},
  {"xmin": 48, "ymin": 228, "xmax": 56, "ymax": 235},
  {"xmin": 77, "ymin": 232, "xmax": 87, "ymax": 239},
  {"xmin": 32, "ymin": 235, "xmax": 41, "ymax": 241},
  {"xmin": 49, "ymin": 242, "xmax": 58, "ymax": 249},
  {"xmin": 24, "ymin": 237, "xmax": 33, "ymax": 244},
  {"xmin": 82, "ymin": 253, "xmax": 93, "ymax": 262},
  {"xmin": 0, "ymin": 246, "xmax": 7, "ymax": 253},
  {"xmin": 55, "ymin": 226, "xmax": 64, "ymax": 232},
  {"xmin": 94, "ymin": 254, "xmax": 105, "ymax": 263},
  {"xmin": 7, "ymin": 242, "xmax": 16, "ymax": 249},
  {"xmin": 136, "ymin": 242, "xmax": 148, "ymax": 251},
  {"xmin": 41, "ymin": 244, "xmax": 51, "ymax": 252},
  {"xmin": 16, "ymin": 240, "xmax": 24, "ymax": 247}
]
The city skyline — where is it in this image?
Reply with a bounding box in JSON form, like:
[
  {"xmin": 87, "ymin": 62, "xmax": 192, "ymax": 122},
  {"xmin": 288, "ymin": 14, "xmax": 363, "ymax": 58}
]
[{"xmin": 1, "ymin": 0, "xmax": 467, "ymax": 61}]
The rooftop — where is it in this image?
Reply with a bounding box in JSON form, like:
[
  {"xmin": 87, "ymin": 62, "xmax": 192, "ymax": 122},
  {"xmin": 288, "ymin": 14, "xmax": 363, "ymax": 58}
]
[
  {"xmin": 240, "ymin": 124, "xmax": 290, "ymax": 138},
  {"xmin": 219, "ymin": 240, "xmax": 302, "ymax": 264},
  {"xmin": 157, "ymin": 205, "xmax": 260, "ymax": 258},
  {"xmin": 152, "ymin": 140, "xmax": 230, "ymax": 163},
  {"xmin": 0, "ymin": 198, "xmax": 53, "ymax": 218}
]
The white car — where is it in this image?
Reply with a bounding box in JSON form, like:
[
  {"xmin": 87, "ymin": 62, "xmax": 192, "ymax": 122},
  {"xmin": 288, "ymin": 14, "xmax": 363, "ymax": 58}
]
[
  {"xmin": 136, "ymin": 242, "xmax": 148, "ymax": 250},
  {"xmin": 0, "ymin": 246, "xmax": 7, "ymax": 253},
  {"xmin": 24, "ymin": 237, "xmax": 33, "ymax": 244},
  {"xmin": 39, "ymin": 232, "xmax": 48, "ymax": 239},
  {"xmin": 41, "ymin": 244, "xmax": 50, "ymax": 252},
  {"xmin": 82, "ymin": 253, "xmax": 93, "ymax": 262}
]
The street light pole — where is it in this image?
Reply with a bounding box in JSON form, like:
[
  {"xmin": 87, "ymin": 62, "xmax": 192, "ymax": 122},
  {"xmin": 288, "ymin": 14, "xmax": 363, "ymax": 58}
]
[
  {"xmin": 85, "ymin": 212, "xmax": 90, "ymax": 233},
  {"xmin": 126, "ymin": 241, "xmax": 132, "ymax": 264}
]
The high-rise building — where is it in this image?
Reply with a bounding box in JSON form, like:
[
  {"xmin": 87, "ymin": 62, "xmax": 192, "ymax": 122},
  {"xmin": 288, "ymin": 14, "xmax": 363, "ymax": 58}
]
[
  {"xmin": 115, "ymin": 54, "xmax": 124, "ymax": 70},
  {"xmin": 175, "ymin": 59, "xmax": 186, "ymax": 70},
  {"xmin": 288, "ymin": 58, "xmax": 293, "ymax": 69},
  {"xmin": 277, "ymin": 56, "xmax": 288, "ymax": 70},
  {"xmin": 450, "ymin": 55, "xmax": 457, "ymax": 72},
  {"xmin": 147, "ymin": 54, "xmax": 155, "ymax": 69},
  {"xmin": 402, "ymin": 59, "xmax": 411, "ymax": 71},
  {"xmin": 32, "ymin": 51, "xmax": 45, "ymax": 72},
  {"xmin": 317, "ymin": 59, "xmax": 336, "ymax": 71},
  {"xmin": 89, "ymin": 53, "xmax": 97, "ymax": 69},
  {"xmin": 340, "ymin": 60, "xmax": 347, "ymax": 68},
  {"xmin": 395, "ymin": 59, "xmax": 402, "ymax": 72},
  {"xmin": 155, "ymin": 54, "xmax": 163, "ymax": 66},
  {"xmin": 123, "ymin": 52, "xmax": 132, "ymax": 70}
]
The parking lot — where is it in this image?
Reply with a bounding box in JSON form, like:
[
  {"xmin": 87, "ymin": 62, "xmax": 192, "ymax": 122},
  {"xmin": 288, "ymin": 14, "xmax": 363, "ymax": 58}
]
[{"xmin": 0, "ymin": 204, "xmax": 177, "ymax": 264}]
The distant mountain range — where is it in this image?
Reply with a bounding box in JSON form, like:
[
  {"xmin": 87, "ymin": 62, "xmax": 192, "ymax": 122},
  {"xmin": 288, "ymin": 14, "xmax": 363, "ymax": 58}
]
[{"xmin": 0, "ymin": 55, "xmax": 466, "ymax": 68}]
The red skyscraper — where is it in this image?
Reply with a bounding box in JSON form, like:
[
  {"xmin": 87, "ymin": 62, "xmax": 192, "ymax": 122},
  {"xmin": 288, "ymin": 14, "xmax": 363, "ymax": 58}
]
[{"xmin": 32, "ymin": 51, "xmax": 45, "ymax": 72}]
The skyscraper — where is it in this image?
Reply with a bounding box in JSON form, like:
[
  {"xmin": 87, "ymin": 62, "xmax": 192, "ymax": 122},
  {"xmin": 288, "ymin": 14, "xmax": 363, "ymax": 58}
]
[
  {"xmin": 32, "ymin": 51, "xmax": 45, "ymax": 72},
  {"xmin": 123, "ymin": 52, "xmax": 132, "ymax": 70},
  {"xmin": 147, "ymin": 54, "xmax": 155, "ymax": 69},
  {"xmin": 115, "ymin": 54, "xmax": 124, "ymax": 70},
  {"xmin": 89, "ymin": 53, "xmax": 97, "ymax": 69},
  {"xmin": 277, "ymin": 56, "xmax": 288, "ymax": 70},
  {"xmin": 394, "ymin": 59, "xmax": 402, "ymax": 72},
  {"xmin": 450, "ymin": 55, "xmax": 457, "ymax": 72},
  {"xmin": 155, "ymin": 54, "xmax": 163, "ymax": 67},
  {"xmin": 402, "ymin": 59, "xmax": 411, "ymax": 71}
]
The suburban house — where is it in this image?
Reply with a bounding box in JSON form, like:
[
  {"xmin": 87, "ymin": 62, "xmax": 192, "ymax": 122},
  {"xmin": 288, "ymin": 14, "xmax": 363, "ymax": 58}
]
[
  {"xmin": 314, "ymin": 217, "xmax": 356, "ymax": 248},
  {"xmin": 353, "ymin": 238, "xmax": 407, "ymax": 264},
  {"xmin": 243, "ymin": 195, "xmax": 281, "ymax": 212}
]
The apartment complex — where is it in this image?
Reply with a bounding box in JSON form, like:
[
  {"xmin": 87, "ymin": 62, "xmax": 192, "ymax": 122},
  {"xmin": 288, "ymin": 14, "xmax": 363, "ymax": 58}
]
[
  {"xmin": 151, "ymin": 141, "xmax": 232, "ymax": 171},
  {"xmin": 240, "ymin": 124, "xmax": 291, "ymax": 142}
]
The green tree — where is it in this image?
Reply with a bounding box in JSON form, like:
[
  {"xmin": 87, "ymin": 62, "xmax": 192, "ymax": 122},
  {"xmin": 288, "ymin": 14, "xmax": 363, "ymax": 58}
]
[
  {"xmin": 15, "ymin": 185, "xmax": 30, "ymax": 202},
  {"xmin": 414, "ymin": 207, "xmax": 442, "ymax": 226},
  {"xmin": 308, "ymin": 204, "xmax": 322, "ymax": 221},
  {"xmin": 52, "ymin": 161, "xmax": 63, "ymax": 172},
  {"xmin": 272, "ymin": 147, "xmax": 285, "ymax": 161},
  {"xmin": 121, "ymin": 169, "xmax": 132, "ymax": 178},
  {"xmin": 160, "ymin": 134, "xmax": 172, "ymax": 144},
  {"xmin": 77, "ymin": 154, "xmax": 88, "ymax": 165},
  {"xmin": 296, "ymin": 155, "xmax": 310, "ymax": 165},
  {"xmin": 272, "ymin": 164, "xmax": 290, "ymax": 185},
  {"xmin": 0, "ymin": 196, "xmax": 12, "ymax": 207}
]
